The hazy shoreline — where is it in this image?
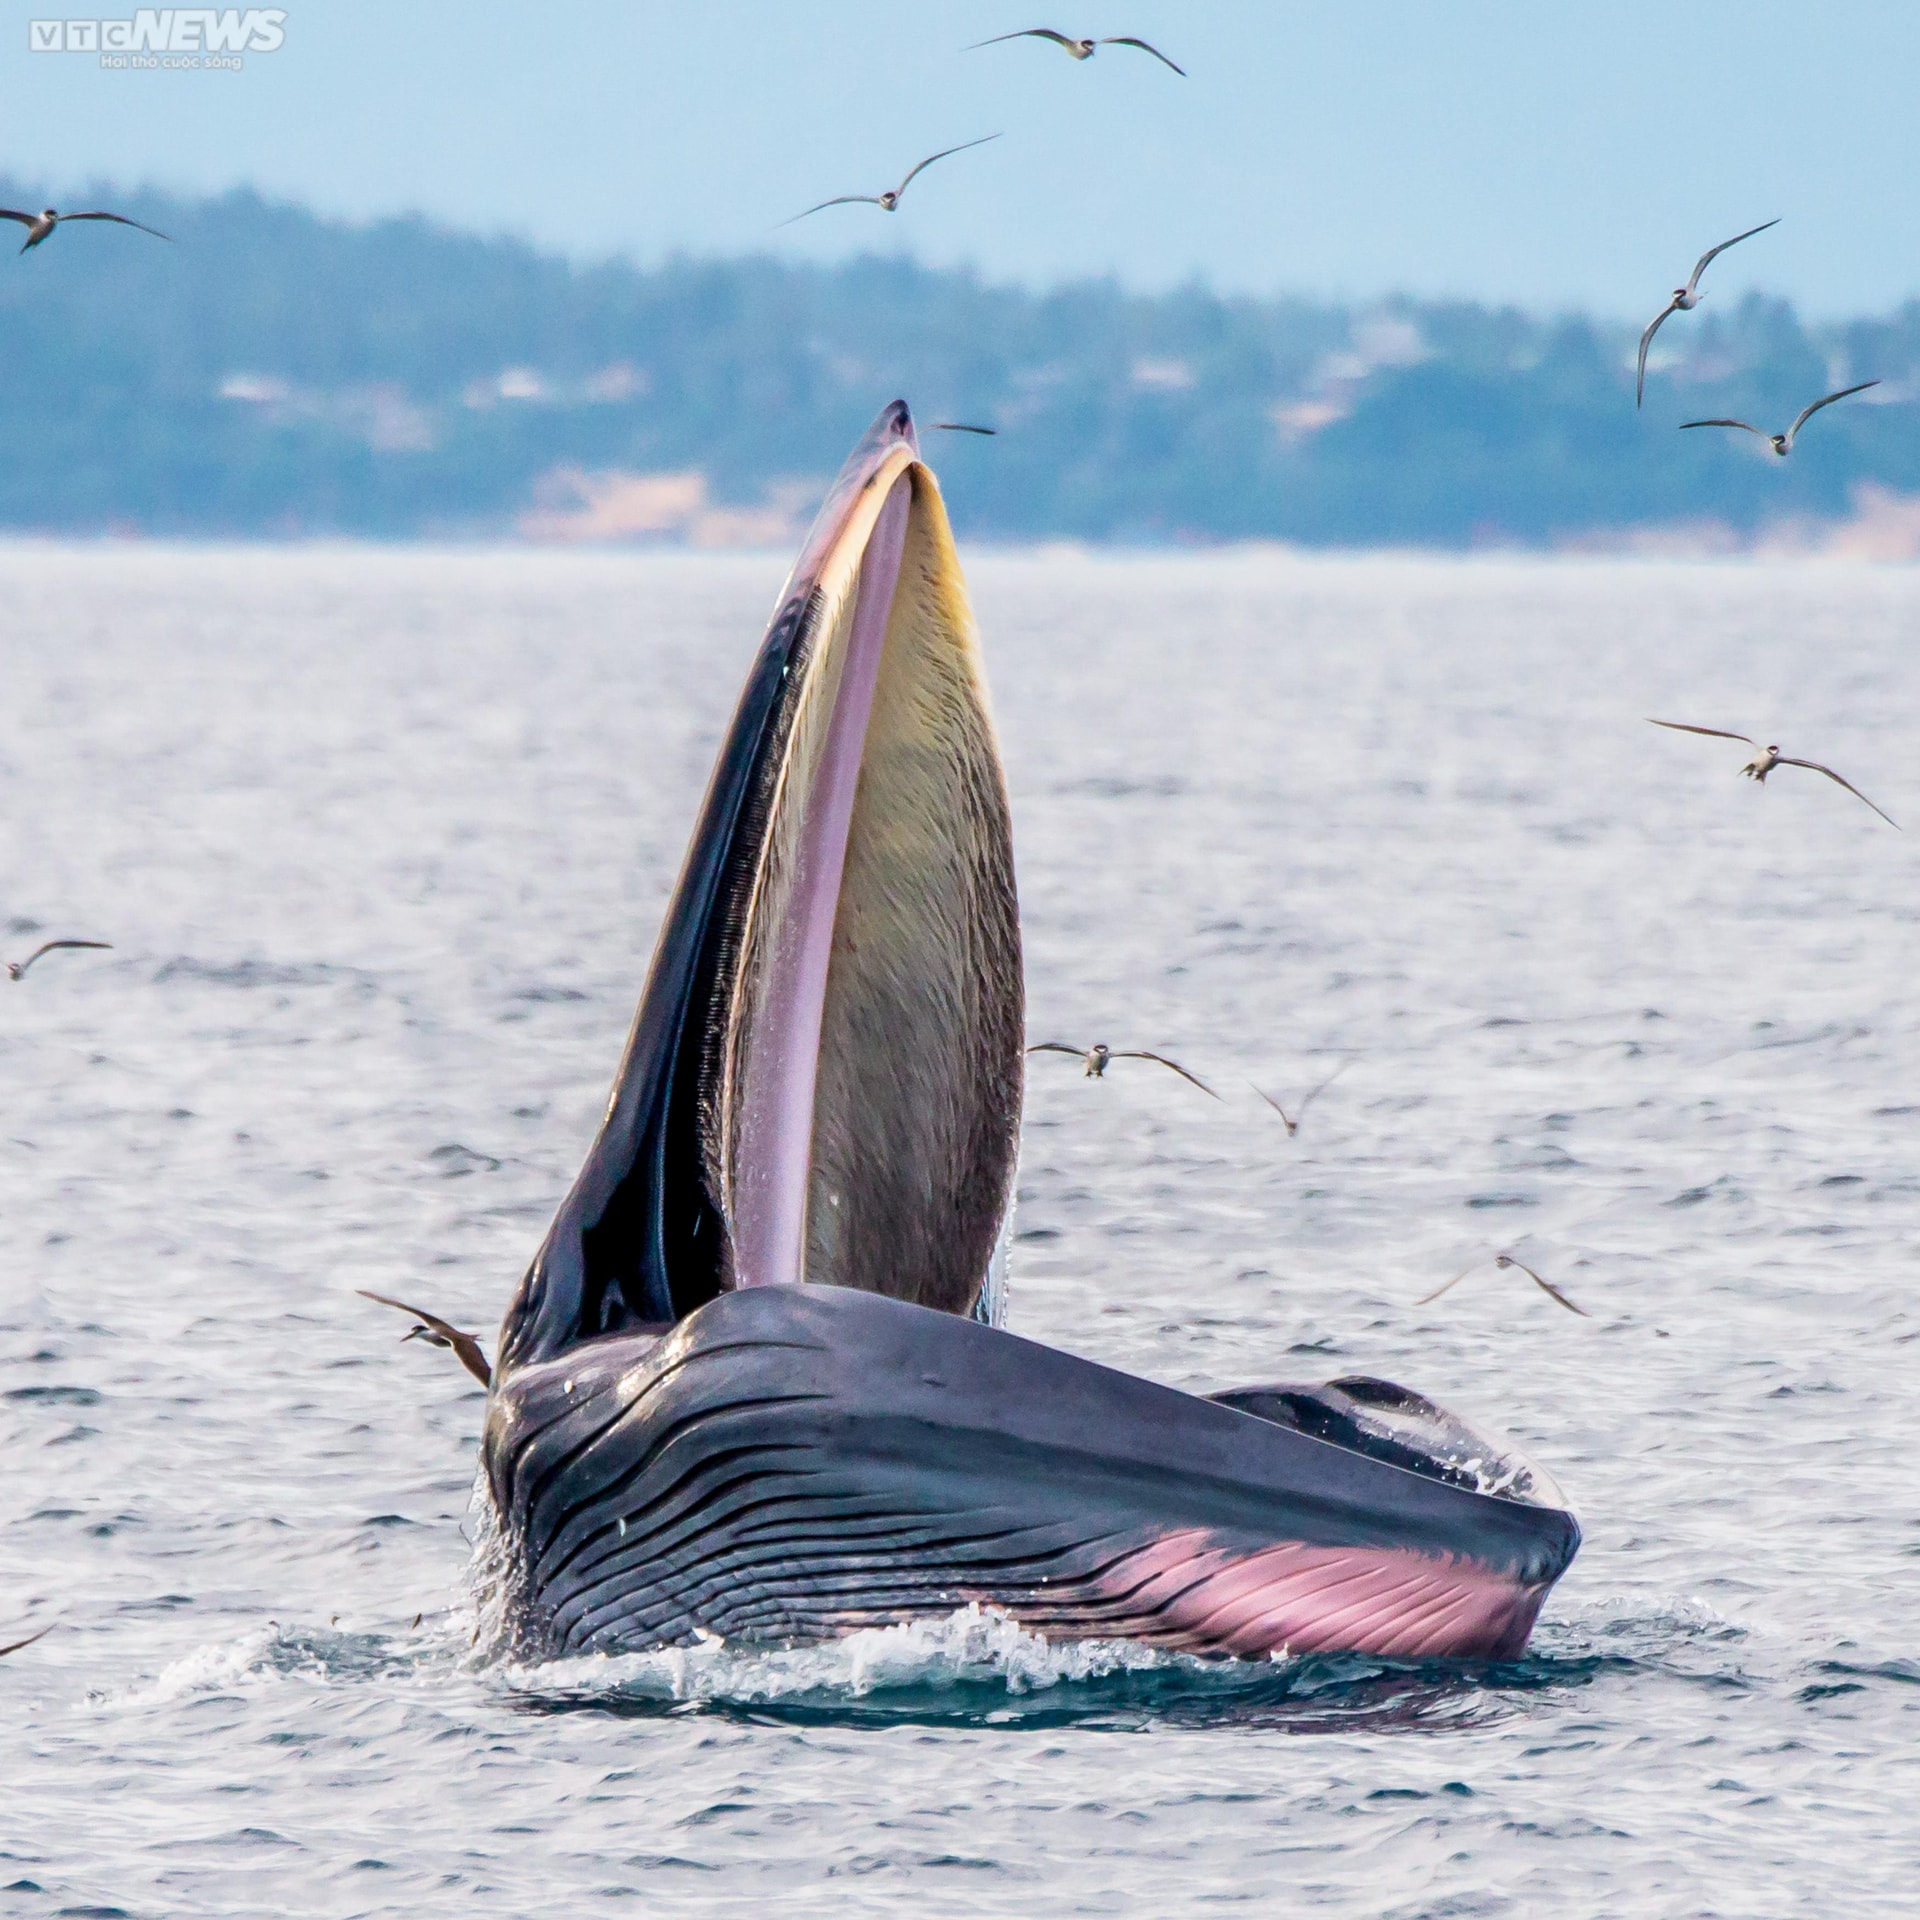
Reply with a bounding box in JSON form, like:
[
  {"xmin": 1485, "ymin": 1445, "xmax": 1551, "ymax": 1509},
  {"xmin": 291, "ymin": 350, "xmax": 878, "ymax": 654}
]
[{"xmin": 2, "ymin": 531, "xmax": 1916, "ymax": 564}]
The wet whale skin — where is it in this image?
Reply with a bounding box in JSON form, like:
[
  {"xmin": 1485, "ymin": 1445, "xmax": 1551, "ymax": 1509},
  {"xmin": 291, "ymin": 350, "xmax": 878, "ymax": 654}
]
[{"xmin": 485, "ymin": 1284, "xmax": 1580, "ymax": 1660}]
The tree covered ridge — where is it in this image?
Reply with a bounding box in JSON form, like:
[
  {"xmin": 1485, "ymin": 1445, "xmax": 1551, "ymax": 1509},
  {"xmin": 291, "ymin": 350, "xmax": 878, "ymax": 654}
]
[{"xmin": 2, "ymin": 180, "xmax": 1916, "ymax": 544}]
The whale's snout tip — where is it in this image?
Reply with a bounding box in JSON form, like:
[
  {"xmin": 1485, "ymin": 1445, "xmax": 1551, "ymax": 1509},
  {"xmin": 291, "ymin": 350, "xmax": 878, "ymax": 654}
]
[{"xmin": 868, "ymin": 397, "xmax": 919, "ymax": 458}]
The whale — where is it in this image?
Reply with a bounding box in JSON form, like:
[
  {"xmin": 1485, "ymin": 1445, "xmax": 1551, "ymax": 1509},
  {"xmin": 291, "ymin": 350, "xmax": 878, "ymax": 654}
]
[{"xmin": 481, "ymin": 401, "xmax": 1580, "ymax": 1661}]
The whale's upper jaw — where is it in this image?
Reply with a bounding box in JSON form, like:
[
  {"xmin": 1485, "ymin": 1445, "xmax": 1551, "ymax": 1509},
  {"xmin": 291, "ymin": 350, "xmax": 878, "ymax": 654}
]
[{"xmin": 495, "ymin": 401, "xmax": 1022, "ymax": 1377}]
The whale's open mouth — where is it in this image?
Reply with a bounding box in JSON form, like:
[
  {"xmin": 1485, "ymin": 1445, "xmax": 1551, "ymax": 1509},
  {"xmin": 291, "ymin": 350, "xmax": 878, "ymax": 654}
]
[{"xmin": 498, "ymin": 403, "xmax": 1023, "ymax": 1373}]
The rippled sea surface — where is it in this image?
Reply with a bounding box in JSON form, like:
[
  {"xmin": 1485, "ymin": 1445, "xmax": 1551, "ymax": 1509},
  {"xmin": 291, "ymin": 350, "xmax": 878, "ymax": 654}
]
[{"xmin": 3, "ymin": 545, "xmax": 1918, "ymax": 1916}]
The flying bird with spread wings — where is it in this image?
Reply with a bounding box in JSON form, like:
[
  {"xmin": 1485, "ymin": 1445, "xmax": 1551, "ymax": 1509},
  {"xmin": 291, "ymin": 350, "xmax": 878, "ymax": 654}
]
[
  {"xmin": 1027, "ymin": 1041, "xmax": 1219, "ymax": 1098},
  {"xmin": 1634, "ymin": 220, "xmax": 1778, "ymax": 407},
  {"xmin": 357, "ymin": 1290, "xmax": 493, "ymax": 1387},
  {"xmin": 1418, "ymin": 1252, "xmax": 1590, "ymax": 1317},
  {"xmin": 781, "ymin": 136, "xmax": 1001, "ymax": 225},
  {"xmin": 1646, "ymin": 720, "xmax": 1898, "ymax": 828},
  {"xmin": 1680, "ymin": 381, "xmax": 1879, "ymax": 457},
  {"xmin": 1, "ymin": 206, "xmax": 171, "ymax": 254},
  {"xmin": 970, "ymin": 27, "xmax": 1185, "ymax": 73},
  {"xmin": 1253, "ymin": 1059, "xmax": 1352, "ymax": 1137},
  {"xmin": 7, "ymin": 939, "xmax": 111, "ymax": 981}
]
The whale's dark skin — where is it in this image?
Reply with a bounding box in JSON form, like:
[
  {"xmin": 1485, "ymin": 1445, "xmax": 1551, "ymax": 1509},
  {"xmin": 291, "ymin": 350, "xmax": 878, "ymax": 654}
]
[
  {"xmin": 486, "ymin": 1286, "xmax": 1578, "ymax": 1658},
  {"xmin": 482, "ymin": 403, "xmax": 1580, "ymax": 1661}
]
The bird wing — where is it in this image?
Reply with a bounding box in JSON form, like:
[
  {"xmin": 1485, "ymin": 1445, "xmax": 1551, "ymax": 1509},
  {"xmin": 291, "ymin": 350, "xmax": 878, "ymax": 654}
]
[
  {"xmin": 0, "ymin": 209, "xmax": 37, "ymax": 226},
  {"xmin": 1686, "ymin": 217, "xmax": 1780, "ymax": 294},
  {"xmin": 357, "ymin": 1289, "xmax": 492, "ymax": 1386},
  {"xmin": 1785, "ymin": 380, "xmax": 1879, "ymax": 444},
  {"xmin": 1775, "ymin": 758, "xmax": 1900, "ymax": 829},
  {"xmin": 449, "ymin": 1329, "xmax": 493, "ymax": 1387},
  {"xmin": 931, "ymin": 421, "xmax": 996, "ymax": 434},
  {"xmin": 1645, "ymin": 719, "xmax": 1756, "ymax": 745},
  {"xmin": 1025, "ymin": 1040, "xmax": 1087, "ymax": 1057},
  {"xmin": 1292, "ymin": 1056, "xmax": 1353, "ymax": 1119},
  {"xmin": 894, "ymin": 134, "xmax": 1001, "ymax": 199},
  {"xmin": 1499, "ymin": 1256, "xmax": 1591, "ymax": 1317},
  {"xmin": 1113, "ymin": 1050, "xmax": 1221, "ymax": 1098},
  {"xmin": 969, "ymin": 28, "xmax": 1077, "ymax": 50},
  {"xmin": 1099, "ymin": 36, "xmax": 1186, "ymax": 73},
  {"xmin": 1251, "ymin": 1085, "xmax": 1297, "ymax": 1130},
  {"xmin": 778, "ymin": 195, "xmax": 883, "ymax": 226},
  {"xmin": 1415, "ymin": 1256, "xmax": 1485, "ymax": 1306},
  {"xmin": 1678, "ymin": 418, "xmax": 1766, "ymax": 438},
  {"xmin": 12, "ymin": 938, "xmax": 112, "ymax": 977},
  {"xmin": 1636, "ymin": 299, "xmax": 1680, "ymax": 408},
  {"xmin": 0, "ymin": 1623, "xmax": 54, "ymax": 1657},
  {"xmin": 63, "ymin": 211, "xmax": 172, "ymax": 240}
]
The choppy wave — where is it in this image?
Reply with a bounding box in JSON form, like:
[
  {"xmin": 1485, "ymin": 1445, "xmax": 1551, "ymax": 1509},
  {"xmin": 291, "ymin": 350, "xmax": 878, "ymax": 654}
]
[
  {"xmin": 80, "ymin": 1590, "xmax": 1768, "ymax": 1742},
  {"xmin": 90, "ymin": 1619, "xmax": 441, "ymax": 1711},
  {"xmin": 12, "ymin": 551, "xmax": 1920, "ymax": 1911},
  {"xmin": 482, "ymin": 1600, "xmax": 1651, "ymax": 1733}
]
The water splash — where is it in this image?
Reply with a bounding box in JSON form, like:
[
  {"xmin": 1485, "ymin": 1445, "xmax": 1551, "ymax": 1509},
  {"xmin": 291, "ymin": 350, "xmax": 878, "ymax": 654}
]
[
  {"xmin": 481, "ymin": 1601, "xmax": 1615, "ymax": 1733},
  {"xmin": 493, "ymin": 1603, "xmax": 1169, "ymax": 1707}
]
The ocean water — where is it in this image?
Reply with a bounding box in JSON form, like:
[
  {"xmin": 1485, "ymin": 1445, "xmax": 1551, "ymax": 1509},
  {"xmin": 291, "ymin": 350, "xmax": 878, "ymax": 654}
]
[{"xmin": 3, "ymin": 544, "xmax": 1918, "ymax": 1916}]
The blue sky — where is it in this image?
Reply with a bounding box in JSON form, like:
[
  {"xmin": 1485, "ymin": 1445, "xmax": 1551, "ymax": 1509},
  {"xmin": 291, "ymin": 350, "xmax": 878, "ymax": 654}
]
[{"xmin": 4, "ymin": 1, "xmax": 1918, "ymax": 315}]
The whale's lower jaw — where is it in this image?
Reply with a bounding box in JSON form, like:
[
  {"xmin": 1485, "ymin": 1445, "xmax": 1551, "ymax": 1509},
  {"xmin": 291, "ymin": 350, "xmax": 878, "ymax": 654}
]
[
  {"xmin": 482, "ymin": 1286, "xmax": 1579, "ymax": 1663},
  {"xmin": 991, "ymin": 1533, "xmax": 1554, "ymax": 1661}
]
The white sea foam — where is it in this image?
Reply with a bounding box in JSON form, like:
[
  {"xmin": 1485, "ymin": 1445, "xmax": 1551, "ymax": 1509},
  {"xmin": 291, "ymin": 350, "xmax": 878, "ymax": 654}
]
[
  {"xmin": 86, "ymin": 1625, "xmax": 290, "ymax": 1711},
  {"xmin": 89, "ymin": 1615, "xmax": 466, "ymax": 1713},
  {"xmin": 492, "ymin": 1602, "xmax": 1186, "ymax": 1706}
]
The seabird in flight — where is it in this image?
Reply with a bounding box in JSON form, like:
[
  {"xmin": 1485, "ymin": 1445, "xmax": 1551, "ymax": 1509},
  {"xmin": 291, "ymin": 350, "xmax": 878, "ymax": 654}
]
[
  {"xmin": 970, "ymin": 28, "xmax": 1185, "ymax": 74},
  {"xmin": 1027, "ymin": 1041, "xmax": 1219, "ymax": 1098},
  {"xmin": 1635, "ymin": 219, "xmax": 1778, "ymax": 407},
  {"xmin": 0, "ymin": 206, "xmax": 171, "ymax": 254},
  {"xmin": 1646, "ymin": 720, "xmax": 1898, "ymax": 827},
  {"xmin": 1679, "ymin": 380, "xmax": 1879, "ymax": 457},
  {"xmin": 1253, "ymin": 1058, "xmax": 1352, "ymax": 1136},
  {"xmin": 931, "ymin": 422, "xmax": 997, "ymax": 435},
  {"xmin": 357, "ymin": 1290, "xmax": 493, "ymax": 1387},
  {"xmin": 782, "ymin": 136, "xmax": 1001, "ymax": 224},
  {"xmin": 1418, "ymin": 1252, "xmax": 1589, "ymax": 1317},
  {"xmin": 7, "ymin": 939, "xmax": 111, "ymax": 981}
]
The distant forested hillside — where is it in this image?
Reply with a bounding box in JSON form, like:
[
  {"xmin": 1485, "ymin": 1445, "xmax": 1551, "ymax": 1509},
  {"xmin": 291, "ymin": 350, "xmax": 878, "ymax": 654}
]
[{"xmin": 2, "ymin": 180, "xmax": 1917, "ymax": 545}]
